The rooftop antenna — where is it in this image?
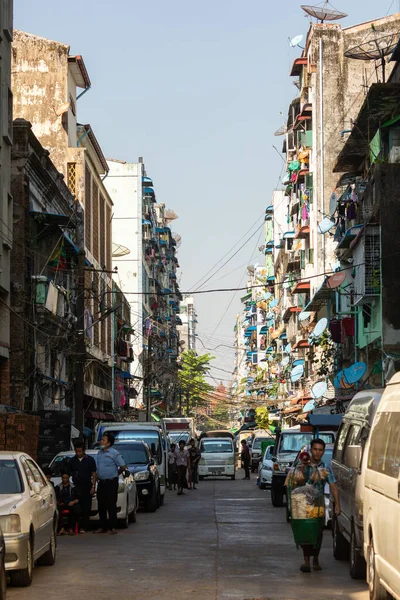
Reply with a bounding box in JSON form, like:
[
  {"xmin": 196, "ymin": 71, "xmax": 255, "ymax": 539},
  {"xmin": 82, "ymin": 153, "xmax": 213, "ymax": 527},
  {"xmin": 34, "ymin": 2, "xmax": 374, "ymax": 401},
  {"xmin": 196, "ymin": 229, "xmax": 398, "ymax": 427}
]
[
  {"xmin": 301, "ymin": 1, "xmax": 348, "ymax": 22},
  {"xmin": 344, "ymin": 24, "xmax": 398, "ymax": 83}
]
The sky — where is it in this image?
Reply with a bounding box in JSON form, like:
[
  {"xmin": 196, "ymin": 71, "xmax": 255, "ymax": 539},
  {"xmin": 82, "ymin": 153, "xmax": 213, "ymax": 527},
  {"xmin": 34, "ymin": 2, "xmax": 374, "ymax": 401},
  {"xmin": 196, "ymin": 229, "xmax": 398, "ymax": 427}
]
[{"xmin": 15, "ymin": 0, "xmax": 400, "ymax": 386}]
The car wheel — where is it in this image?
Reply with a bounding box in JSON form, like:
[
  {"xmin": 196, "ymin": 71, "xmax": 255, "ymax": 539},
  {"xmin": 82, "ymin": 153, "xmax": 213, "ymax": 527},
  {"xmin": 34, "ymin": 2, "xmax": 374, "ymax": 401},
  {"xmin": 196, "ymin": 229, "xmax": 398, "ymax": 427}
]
[
  {"xmin": 369, "ymin": 538, "xmax": 388, "ymax": 599},
  {"xmin": 230, "ymin": 474, "xmax": 235, "ymax": 480},
  {"xmin": 350, "ymin": 525, "xmax": 366, "ymax": 580},
  {"xmin": 199, "ymin": 476, "xmax": 204, "ymax": 481},
  {"xmin": 271, "ymin": 485, "xmax": 284, "ymax": 507},
  {"xmin": 119, "ymin": 502, "xmax": 129, "ymax": 529},
  {"xmin": 37, "ymin": 523, "xmax": 57, "ymax": 566},
  {"xmin": 332, "ymin": 515, "xmax": 349, "ymax": 560},
  {"xmin": 10, "ymin": 536, "xmax": 33, "ymax": 587},
  {"xmin": 0, "ymin": 555, "xmax": 6, "ymax": 600},
  {"xmin": 146, "ymin": 485, "xmax": 158, "ymax": 512}
]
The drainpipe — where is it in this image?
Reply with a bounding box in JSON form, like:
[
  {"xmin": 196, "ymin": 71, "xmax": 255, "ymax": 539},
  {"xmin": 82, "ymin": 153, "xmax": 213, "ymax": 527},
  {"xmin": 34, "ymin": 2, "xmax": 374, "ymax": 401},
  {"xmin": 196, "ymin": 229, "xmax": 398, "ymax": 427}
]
[
  {"xmin": 77, "ymin": 127, "xmax": 91, "ymax": 147},
  {"xmin": 76, "ymin": 86, "xmax": 91, "ymax": 101},
  {"xmin": 319, "ymin": 38, "xmax": 325, "ymax": 274}
]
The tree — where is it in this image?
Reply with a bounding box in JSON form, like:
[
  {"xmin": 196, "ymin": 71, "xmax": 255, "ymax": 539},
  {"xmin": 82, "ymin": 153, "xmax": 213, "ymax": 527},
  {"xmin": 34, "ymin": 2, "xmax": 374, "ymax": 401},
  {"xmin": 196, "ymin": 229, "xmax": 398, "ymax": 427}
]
[
  {"xmin": 255, "ymin": 406, "xmax": 270, "ymax": 430},
  {"xmin": 178, "ymin": 351, "xmax": 215, "ymax": 416}
]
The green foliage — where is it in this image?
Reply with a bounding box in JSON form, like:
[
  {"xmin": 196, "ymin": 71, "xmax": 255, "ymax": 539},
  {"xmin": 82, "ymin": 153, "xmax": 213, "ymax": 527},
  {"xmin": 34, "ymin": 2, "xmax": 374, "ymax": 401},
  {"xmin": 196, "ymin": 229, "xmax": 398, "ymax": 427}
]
[
  {"xmin": 307, "ymin": 331, "xmax": 336, "ymax": 377},
  {"xmin": 255, "ymin": 406, "xmax": 270, "ymax": 430},
  {"xmin": 178, "ymin": 350, "xmax": 215, "ymax": 416}
]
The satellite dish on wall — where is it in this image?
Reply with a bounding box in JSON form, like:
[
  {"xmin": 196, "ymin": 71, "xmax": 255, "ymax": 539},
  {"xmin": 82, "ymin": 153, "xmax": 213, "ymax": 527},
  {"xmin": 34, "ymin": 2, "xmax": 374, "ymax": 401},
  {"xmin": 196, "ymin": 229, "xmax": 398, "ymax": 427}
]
[
  {"xmin": 311, "ymin": 380, "xmax": 328, "ymax": 399},
  {"xmin": 112, "ymin": 243, "xmax": 131, "ymax": 257},
  {"xmin": 301, "ymin": 2, "xmax": 348, "ymax": 22},
  {"xmin": 298, "ymin": 311, "xmax": 312, "ymax": 322},
  {"xmin": 284, "ymin": 343, "xmax": 292, "ymax": 354},
  {"xmin": 343, "ymin": 362, "xmax": 367, "ymax": 385},
  {"xmin": 344, "ymin": 25, "xmax": 399, "ymax": 83},
  {"xmin": 303, "ymin": 399, "xmax": 317, "ymax": 412},
  {"xmin": 290, "ymin": 34, "xmax": 304, "ymax": 48},
  {"xmin": 293, "ymin": 359, "xmax": 305, "ymax": 367},
  {"xmin": 274, "ymin": 123, "xmax": 288, "ymax": 136},
  {"xmin": 327, "ymin": 271, "xmax": 346, "ymax": 289},
  {"xmin": 318, "ymin": 217, "xmax": 335, "ymax": 234},
  {"xmin": 264, "ymin": 292, "xmax": 272, "ymax": 300},
  {"xmin": 291, "ymin": 364, "xmax": 304, "ymax": 379},
  {"xmin": 313, "ymin": 317, "xmax": 328, "ymax": 339},
  {"xmin": 270, "ymin": 299, "xmax": 279, "ymax": 308},
  {"xmin": 334, "ymin": 370, "xmax": 344, "ymax": 389},
  {"xmin": 329, "ymin": 192, "xmax": 338, "ymax": 217},
  {"xmin": 281, "ymin": 357, "xmax": 290, "ymax": 367}
]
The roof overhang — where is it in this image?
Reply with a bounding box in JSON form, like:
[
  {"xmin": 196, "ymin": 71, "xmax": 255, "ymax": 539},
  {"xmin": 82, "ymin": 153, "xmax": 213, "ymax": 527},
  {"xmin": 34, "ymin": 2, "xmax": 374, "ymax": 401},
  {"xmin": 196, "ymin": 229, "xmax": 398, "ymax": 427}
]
[
  {"xmin": 334, "ymin": 83, "xmax": 400, "ymax": 173},
  {"xmin": 292, "ymin": 280, "xmax": 310, "ymax": 294},
  {"xmin": 68, "ymin": 55, "xmax": 91, "ymax": 89},
  {"xmin": 304, "ymin": 278, "xmax": 332, "ymax": 312},
  {"xmin": 295, "ymin": 225, "xmax": 310, "ymax": 239},
  {"xmin": 290, "ymin": 57, "xmax": 308, "ymax": 77},
  {"xmin": 78, "ymin": 124, "xmax": 109, "ymax": 174}
]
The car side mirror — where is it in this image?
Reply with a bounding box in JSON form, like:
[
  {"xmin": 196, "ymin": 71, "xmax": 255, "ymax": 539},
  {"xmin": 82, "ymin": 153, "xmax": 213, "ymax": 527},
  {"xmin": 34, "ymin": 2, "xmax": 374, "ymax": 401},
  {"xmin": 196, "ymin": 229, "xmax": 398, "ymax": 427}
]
[
  {"xmin": 346, "ymin": 445, "xmax": 362, "ymax": 470},
  {"xmin": 31, "ymin": 482, "xmax": 41, "ymax": 495}
]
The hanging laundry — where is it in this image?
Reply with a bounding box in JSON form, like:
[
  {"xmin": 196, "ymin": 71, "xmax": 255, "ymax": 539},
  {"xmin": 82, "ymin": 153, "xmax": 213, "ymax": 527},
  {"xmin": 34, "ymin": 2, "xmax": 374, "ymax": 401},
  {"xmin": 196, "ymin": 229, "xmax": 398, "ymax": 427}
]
[
  {"xmin": 329, "ymin": 319, "xmax": 342, "ymax": 343},
  {"xmin": 342, "ymin": 317, "xmax": 355, "ymax": 336},
  {"xmin": 288, "ymin": 159, "xmax": 301, "ymax": 172},
  {"xmin": 302, "ymin": 202, "xmax": 309, "ymax": 221}
]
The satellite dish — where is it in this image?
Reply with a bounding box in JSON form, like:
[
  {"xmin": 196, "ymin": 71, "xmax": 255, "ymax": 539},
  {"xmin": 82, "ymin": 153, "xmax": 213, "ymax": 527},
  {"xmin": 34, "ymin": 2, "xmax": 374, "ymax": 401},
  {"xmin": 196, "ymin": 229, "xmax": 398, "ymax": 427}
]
[
  {"xmin": 334, "ymin": 370, "xmax": 344, "ymax": 389},
  {"xmin": 165, "ymin": 209, "xmax": 178, "ymax": 222},
  {"xmin": 344, "ymin": 25, "xmax": 399, "ymax": 83},
  {"xmin": 291, "ymin": 364, "xmax": 304, "ymax": 379},
  {"xmin": 266, "ymin": 312, "xmax": 274, "ymax": 319},
  {"xmin": 268, "ymin": 355, "xmax": 274, "ymax": 362},
  {"xmin": 301, "ymin": 2, "xmax": 348, "ymax": 22},
  {"xmin": 274, "ymin": 123, "xmax": 288, "ymax": 136},
  {"xmin": 303, "ymin": 399, "xmax": 317, "ymax": 412},
  {"xmin": 343, "ymin": 362, "xmax": 367, "ymax": 385},
  {"xmin": 285, "ymin": 343, "xmax": 292, "ymax": 354},
  {"xmin": 290, "ymin": 34, "xmax": 304, "ymax": 48},
  {"xmin": 112, "ymin": 242, "xmax": 131, "ymax": 257},
  {"xmin": 283, "ymin": 278, "xmax": 290, "ymax": 289},
  {"xmin": 270, "ymin": 299, "xmax": 279, "ymax": 308},
  {"xmin": 327, "ymin": 271, "xmax": 346, "ymax": 289},
  {"xmin": 172, "ymin": 232, "xmax": 182, "ymax": 248},
  {"xmin": 318, "ymin": 217, "xmax": 335, "ymax": 234},
  {"xmin": 313, "ymin": 317, "xmax": 328, "ymax": 338},
  {"xmin": 311, "ymin": 381, "xmax": 328, "ymax": 399},
  {"xmin": 329, "ymin": 192, "xmax": 338, "ymax": 217},
  {"xmin": 298, "ymin": 311, "xmax": 312, "ymax": 322},
  {"xmin": 264, "ymin": 292, "xmax": 272, "ymax": 300},
  {"xmin": 281, "ymin": 357, "xmax": 290, "ymax": 367},
  {"xmin": 293, "ymin": 359, "xmax": 305, "ymax": 367}
]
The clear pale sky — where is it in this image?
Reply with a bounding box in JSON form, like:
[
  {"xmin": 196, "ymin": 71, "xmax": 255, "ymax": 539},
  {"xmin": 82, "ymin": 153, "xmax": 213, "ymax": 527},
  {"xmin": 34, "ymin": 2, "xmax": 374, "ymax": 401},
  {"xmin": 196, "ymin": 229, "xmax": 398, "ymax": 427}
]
[{"xmin": 15, "ymin": 0, "xmax": 399, "ymax": 384}]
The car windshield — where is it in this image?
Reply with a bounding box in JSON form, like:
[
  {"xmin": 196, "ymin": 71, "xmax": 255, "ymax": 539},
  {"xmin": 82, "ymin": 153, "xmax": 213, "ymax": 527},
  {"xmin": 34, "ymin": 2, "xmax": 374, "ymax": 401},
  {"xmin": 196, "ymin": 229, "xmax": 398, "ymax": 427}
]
[
  {"xmin": 107, "ymin": 430, "xmax": 161, "ymax": 459},
  {"xmin": 114, "ymin": 445, "xmax": 148, "ymax": 465},
  {"xmin": 253, "ymin": 438, "xmax": 270, "ymax": 450},
  {"xmin": 201, "ymin": 441, "xmax": 232, "ymax": 453},
  {"xmin": 0, "ymin": 460, "xmax": 23, "ymax": 493},
  {"xmin": 170, "ymin": 432, "xmax": 189, "ymax": 444},
  {"xmin": 280, "ymin": 433, "xmax": 333, "ymax": 452}
]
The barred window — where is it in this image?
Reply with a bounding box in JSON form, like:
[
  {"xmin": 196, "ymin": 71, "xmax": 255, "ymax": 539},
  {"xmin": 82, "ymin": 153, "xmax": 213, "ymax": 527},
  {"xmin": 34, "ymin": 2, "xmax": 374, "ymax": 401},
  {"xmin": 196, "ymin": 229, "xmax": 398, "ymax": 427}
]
[{"xmin": 67, "ymin": 162, "xmax": 77, "ymax": 197}]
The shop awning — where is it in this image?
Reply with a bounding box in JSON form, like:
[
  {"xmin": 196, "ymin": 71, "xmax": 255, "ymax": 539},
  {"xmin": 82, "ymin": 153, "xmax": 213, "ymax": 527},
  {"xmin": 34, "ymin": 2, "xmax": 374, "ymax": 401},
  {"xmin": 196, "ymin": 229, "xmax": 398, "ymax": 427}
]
[
  {"xmin": 240, "ymin": 292, "xmax": 252, "ymax": 303},
  {"xmin": 292, "ymin": 280, "xmax": 310, "ymax": 294},
  {"xmin": 142, "ymin": 219, "xmax": 152, "ymax": 225},
  {"xmin": 245, "ymin": 326, "xmax": 257, "ymax": 332},
  {"xmin": 259, "ymin": 325, "xmax": 268, "ymax": 335},
  {"xmin": 30, "ymin": 210, "xmax": 75, "ymax": 227},
  {"xmin": 283, "ymin": 231, "xmax": 296, "ymax": 239},
  {"xmin": 293, "ymin": 339, "xmax": 310, "ymax": 349},
  {"xmin": 143, "ymin": 187, "xmax": 155, "ymax": 195},
  {"xmin": 295, "ymin": 226, "xmax": 310, "ymax": 239},
  {"xmin": 290, "ymin": 57, "xmax": 308, "ymax": 77},
  {"xmin": 337, "ymin": 224, "xmax": 364, "ymax": 249}
]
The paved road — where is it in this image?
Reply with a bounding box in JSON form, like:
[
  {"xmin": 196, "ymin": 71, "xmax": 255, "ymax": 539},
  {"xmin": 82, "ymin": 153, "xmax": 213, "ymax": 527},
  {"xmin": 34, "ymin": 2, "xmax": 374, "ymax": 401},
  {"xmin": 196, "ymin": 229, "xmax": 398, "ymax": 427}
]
[{"xmin": 8, "ymin": 471, "xmax": 369, "ymax": 600}]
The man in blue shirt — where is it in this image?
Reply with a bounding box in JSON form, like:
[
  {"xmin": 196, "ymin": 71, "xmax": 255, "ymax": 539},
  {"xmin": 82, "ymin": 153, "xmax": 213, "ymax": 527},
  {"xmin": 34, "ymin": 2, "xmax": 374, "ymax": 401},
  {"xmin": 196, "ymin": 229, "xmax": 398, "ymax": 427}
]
[{"xmin": 94, "ymin": 433, "xmax": 127, "ymax": 534}]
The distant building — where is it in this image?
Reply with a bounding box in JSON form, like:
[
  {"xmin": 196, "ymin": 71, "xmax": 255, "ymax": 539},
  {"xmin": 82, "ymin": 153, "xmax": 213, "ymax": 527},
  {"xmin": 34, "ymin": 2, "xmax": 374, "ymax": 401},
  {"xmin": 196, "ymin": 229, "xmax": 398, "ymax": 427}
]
[
  {"xmin": 177, "ymin": 296, "xmax": 197, "ymax": 352},
  {"xmin": 0, "ymin": 1, "xmax": 13, "ymax": 403}
]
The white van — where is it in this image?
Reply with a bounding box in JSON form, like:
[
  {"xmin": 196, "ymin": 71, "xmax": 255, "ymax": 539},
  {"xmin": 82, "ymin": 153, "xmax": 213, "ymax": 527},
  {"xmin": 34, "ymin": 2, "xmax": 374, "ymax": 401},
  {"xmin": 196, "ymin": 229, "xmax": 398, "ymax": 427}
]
[
  {"xmin": 102, "ymin": 424, "xmax": 167, "ymax": 503},
  {"xmin": 363, "ymin": 372, "xmax": 400, "ymax": 600},
  {"xmin": 198, "ymin": 438, "xmax": 235, "ymax": 480}
]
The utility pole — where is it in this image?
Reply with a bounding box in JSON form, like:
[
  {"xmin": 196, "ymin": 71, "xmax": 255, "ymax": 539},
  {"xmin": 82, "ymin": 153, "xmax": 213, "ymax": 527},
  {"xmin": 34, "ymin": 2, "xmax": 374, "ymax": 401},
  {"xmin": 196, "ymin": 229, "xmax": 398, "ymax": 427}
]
[
  {"xmin": 146, "ymin": 334, "xmax": 152, "ymax": 420},
  {"xmin": 74, "ymin": 205, "xmax": 85, "ymax": 436}
]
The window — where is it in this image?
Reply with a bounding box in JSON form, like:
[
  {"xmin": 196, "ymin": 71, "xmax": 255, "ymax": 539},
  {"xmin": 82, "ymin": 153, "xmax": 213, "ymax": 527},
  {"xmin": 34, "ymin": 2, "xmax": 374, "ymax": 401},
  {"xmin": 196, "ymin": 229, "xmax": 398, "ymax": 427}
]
[
  {"xmin": 27, "ymin": 459, "xmax": 46, "ymax": 488},
  {"xmin": 201, "ymin": 441, "xmax": 233, "ymax": 453},
  {"xmin": 333, "ymin": 422, "xmax": 350, "ymax": 463},
  {"xmin": 344, "ymin": 424, "xmax": 361, "ymax": 468},
  {"xmin": 300, "ymin": 249, "xmax": 306, "ymax": 270},
  {"xmin": 0, "ymin": 460, "xmax": 22, "ymax": 493},
  {"xmin": 67, "ymin": 162, "xmax": 77, "ymax": 197},
  {"xmin": 308, "ymin": 248, "xmax": 314, "ymax": 265},
  {"xmin": 368, "ymin": 412, "xmax": 400, "ymax": 478}
]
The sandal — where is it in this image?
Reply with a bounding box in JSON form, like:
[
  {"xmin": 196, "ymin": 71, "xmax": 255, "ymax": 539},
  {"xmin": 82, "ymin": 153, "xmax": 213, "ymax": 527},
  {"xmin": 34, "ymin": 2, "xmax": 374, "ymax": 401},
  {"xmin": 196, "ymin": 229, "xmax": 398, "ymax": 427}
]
[
  {"xmin": 300, "ymin": 564, "xmax": 311, "ymax": 573},
  {"xmin": 313, "ymin": 562, "xmax": 322, "ymax": 571}
]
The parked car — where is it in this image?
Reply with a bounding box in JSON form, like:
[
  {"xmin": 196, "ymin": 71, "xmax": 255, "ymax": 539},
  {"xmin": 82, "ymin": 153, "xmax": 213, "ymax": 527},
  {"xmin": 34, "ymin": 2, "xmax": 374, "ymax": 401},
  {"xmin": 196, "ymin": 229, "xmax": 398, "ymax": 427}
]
[
  {"xmin": 258, "ymin": 445, "xmax": 274, "ymax": 489},
  {"xmin": 286, "ymin": 443, "xmax": 334, "ymax": 528},
  {"xmin": 198, "ymin": 438, "xmax": 235, "ymax": 480},
  {"xmin": 251, "ymin": 436, "xmax": 274, "ymax": 472},
  {"xmin": 0, "ymin": 452, "xmax": 58, "ymax": 587},
  {"xmin": 331, "ymin": 389, "xmax": 383, "ymax": 580},
  {"xmin": 270, "ymin": 430, "xmax": 335, "ymax": 507},
  {"xmin": 50, "ymin": 450, "xmax": 138, "ymax": 528},
  {"xmin": 363, "ymin": 375, "xmax": 400, "ymax": 599},
  {"xmin": 114, "ymin": 442, "xmax": 161, "ymax": 512}
]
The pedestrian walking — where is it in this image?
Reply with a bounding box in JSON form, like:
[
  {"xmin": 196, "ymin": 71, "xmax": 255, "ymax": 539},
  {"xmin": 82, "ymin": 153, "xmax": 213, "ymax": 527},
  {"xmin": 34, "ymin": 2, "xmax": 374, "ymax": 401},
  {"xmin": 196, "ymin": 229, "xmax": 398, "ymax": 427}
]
[
  {"xmin": 55, "ymin": 473, "xmax": 81, "ymax": 536},
  {"xmin": 168, "ymin": 442, "xmax": 177, "ymax": 490},
  {"xmin": 175, "ymin": 439, "xmax": 189, "ymax": 495},
  {"xmin": 286, "ymin": 438, "xmax": 341, "ymax": 572},
  {"xmin": 241, "ymin": 440, "xmax": 251, "ymax": 479},
  {"xmin": 94, "ymin": 433, "xmax": 127, "ymax": 535},
  {"xmin": 188, "ymin": 438, "xmax": 201, "ymax": 490},
  {"xmin": 68, "ymin": 442, "xmax": 97, "ymax": 533}
]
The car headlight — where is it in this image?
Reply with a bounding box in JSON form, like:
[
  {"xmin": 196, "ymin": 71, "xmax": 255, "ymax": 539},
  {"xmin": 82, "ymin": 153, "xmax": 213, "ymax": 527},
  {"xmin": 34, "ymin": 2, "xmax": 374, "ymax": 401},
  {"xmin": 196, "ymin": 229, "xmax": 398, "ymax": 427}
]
[
  {"xmin": 134, "ymin": 470, "xmax": 150, "ymax": 481},
  {"xmin": 0, "ymin": 515, "xmax": 21, "ymax": 534},
  {"xmin": 226, "ymin": 456, "xmax": 234, "ymax": 465},
  {"xmin": 118, "ymin": 483, "xmax": 125, "ymax": 493},
  {"xmin": 199, "ymin": 458, "xmax": 205, "ymax": 465}
]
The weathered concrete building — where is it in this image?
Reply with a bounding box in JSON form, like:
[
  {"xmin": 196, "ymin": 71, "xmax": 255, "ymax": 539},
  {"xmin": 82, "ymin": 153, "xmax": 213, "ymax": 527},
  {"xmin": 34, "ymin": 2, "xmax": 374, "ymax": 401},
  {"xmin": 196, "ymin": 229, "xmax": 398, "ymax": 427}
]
[
  {"xmin": 10, "ymin": 119, "xmax": 78, "ymax": 411},
  {"xmin": 11, "ymin": 31, "xmax": 120, "ymax": 425},
  {"xmin": 0, "ymin": 1, "xmax": 14, "ymax": 402}
]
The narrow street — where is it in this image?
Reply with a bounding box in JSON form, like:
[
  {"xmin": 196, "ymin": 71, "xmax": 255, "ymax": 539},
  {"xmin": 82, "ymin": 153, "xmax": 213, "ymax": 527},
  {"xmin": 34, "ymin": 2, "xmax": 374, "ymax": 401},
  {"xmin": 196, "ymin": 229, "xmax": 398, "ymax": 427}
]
[{"xmin": 9, "ymin": 472, "xmax": 368, "ymax": 600}]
